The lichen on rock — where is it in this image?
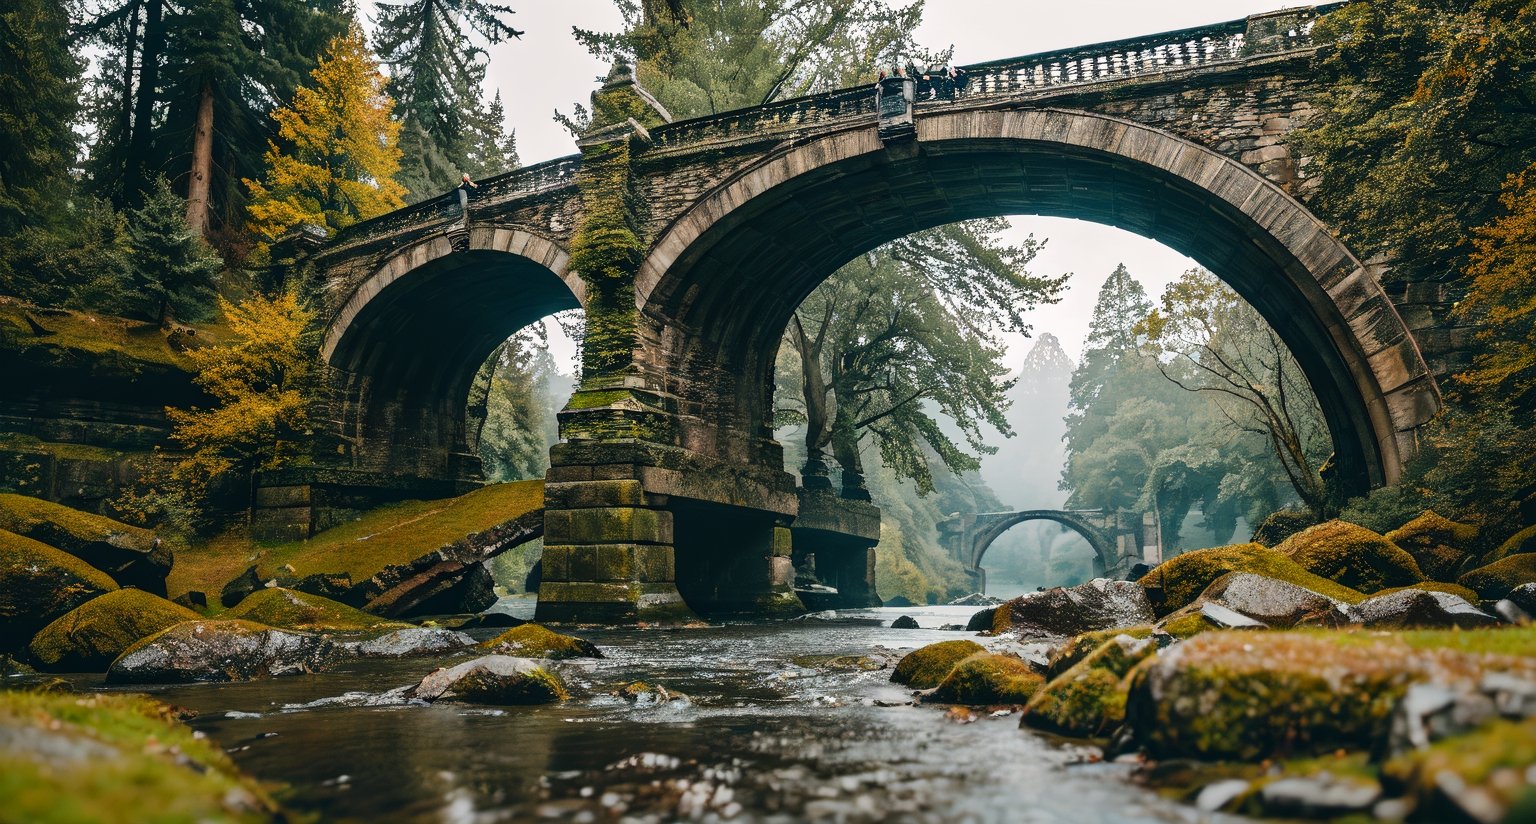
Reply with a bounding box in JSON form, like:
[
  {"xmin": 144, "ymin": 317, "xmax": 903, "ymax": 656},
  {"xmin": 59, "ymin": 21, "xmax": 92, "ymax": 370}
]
[
  {"xmin": 479, "ymin": 623, "xmax": 602, "ymax": 659},
  {"xmin": 410, "ymin": 655, "xmax": 569, "ymax": 704},
  {"xmin": 28, "ymin": 589, "xmax": 198, "ymax": 671},
  {"xmin": 107, "ymin": 619, "xmax": 328, "ymax": 683},
  {"xmin": 890, "ymin": 639, "xmax": 986, "ymax": 689}
]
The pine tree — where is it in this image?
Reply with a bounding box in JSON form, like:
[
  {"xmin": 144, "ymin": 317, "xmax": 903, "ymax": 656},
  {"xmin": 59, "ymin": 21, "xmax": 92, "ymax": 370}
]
[
  {"xmin": 0, "ymin": 0, "xmax": 82, "ymax": 234},
  {"xmin": 373, "ymin": 0, "xmax": 523, "ymax": 198},
  {"xmin": 468, "ymin": 90, "xmax": 520, "ymax": 178},
  {"xmin": 244, "ymin": 26, "xmax": 406, "ymax": 247},
  {"xmin": 125, "ymin": 177, "xmax": 222, "ymax": 324}
]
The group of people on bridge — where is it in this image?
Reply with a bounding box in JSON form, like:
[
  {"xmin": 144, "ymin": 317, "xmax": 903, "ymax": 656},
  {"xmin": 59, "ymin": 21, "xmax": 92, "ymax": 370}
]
[{"xmin": 878, "ymin": 62, "xmax": 970, "ymax": 99}]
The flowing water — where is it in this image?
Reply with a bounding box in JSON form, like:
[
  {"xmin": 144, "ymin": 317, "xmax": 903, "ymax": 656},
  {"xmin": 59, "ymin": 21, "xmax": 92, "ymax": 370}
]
[{"xmin": 85, "ymin": 603, "xmax": 1240, "ymax": 823}]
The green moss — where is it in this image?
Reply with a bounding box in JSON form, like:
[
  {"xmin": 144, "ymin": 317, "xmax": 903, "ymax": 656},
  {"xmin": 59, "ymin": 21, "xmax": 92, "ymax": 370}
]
[
  {"xmin": 223, "ymin": 587, "xmax": 408, "ymax": 632},
  {"xmin": 1137, "ymin": 543, "xmax": 1366, "ymax": 617},
  {"xmin": 1023, "ymin": 634, "xmax": 1157, "ymax": 737},
  {"xmin": 0, "ymin": 492, "xmax": 157, "ymax": 554},
  {"xmin": 0, "ymin": 689, "xmax": 280, "ymax": 823},
  {"xmin": 925, "ymin": 653, "xmax": 1044, "ymax": 705},
  {"xmin": 0, "ymin": 303, "xmax": 229, "ymax": 370},
  {"xmin": 1251, "ymin": 509, "xmax": 1317, "ymax": 547},
  {"xmin": 1385, "ymin": 510, "xmax": 1479, "ymax": 581},
  {"xmin": 1489, "ymin": 524, "xmax": 1536, "ymax": 563},
  {"xmin": 1047, "ymin": 626, "xmax": 1154, "ymax": 678},
  {"xmin": 28, "ymin": 590, "xmax": 198, "ymax": 671},
  {"xmin": 0, "ymin": 433, "xmax": 126, "ymax": 463},
  {"xmin": 1372, "ymin": 581, "xmax": 1481, "ymax": 603},
  {"xmin": 0, "ymin": 528, "xmax": 118, "ymax": 641},
  {"xmin": 1328, "ymin": 625, "xmax": 1536, "ymax": 659},
  {"xmin": 564, "ymin": 389, "xmax": 634, "ymax": 410},
  {"xmin": 1459, "ymin": 553, "xmax": 1536, "ymax": 600},
  {"xmin": 1158, "ymin": 611, "xmax": 1219, "ymax": 639},
  {"xmin": 567, "ymin": 138, "xmax": 642, "ymax": 380},
  {"xmin": 1277, "ymin": 520, "xmax": 1426, "ymax": 594},
  {"xmin": 453, "ymin": 664, "xmax": 570, "ymax": 704},
  {"xmin": 890, "ymin": 639, "xmax": 986, "ymax": 688},
  {"xmin": 1383, "ymin": 717, "xmax": 1536, "ymax": 820},
  {"xmin": 479, "ymin": 623, "xmax": 601, "ymax": 659}
]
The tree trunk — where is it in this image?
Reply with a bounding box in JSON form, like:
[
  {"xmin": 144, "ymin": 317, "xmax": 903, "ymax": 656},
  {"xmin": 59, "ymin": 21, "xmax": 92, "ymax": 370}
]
[
  {"xmin": 185, "ymin": 79, "xmax": 215, "ymax": 238},
  {"xmin": 126, "ymin": 0, "xmax": 165, "ymax": 204}
]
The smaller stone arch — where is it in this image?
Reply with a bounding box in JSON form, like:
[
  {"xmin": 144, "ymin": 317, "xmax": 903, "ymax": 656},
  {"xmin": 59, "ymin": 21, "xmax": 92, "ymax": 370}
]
[{"xmin": 949, "ymin": 510, "xmax": 1133, "ymax": 589}]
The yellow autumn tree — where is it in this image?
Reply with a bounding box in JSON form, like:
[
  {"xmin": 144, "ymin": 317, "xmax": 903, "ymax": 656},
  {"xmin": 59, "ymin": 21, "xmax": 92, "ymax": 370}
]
[
  {"xmin": 1456, "ymin": 162, "xmax": 1536, "ymax": 410},
  {"xmin": 244, "ymin": 24, "xmax": 405, "ymax": 247}
]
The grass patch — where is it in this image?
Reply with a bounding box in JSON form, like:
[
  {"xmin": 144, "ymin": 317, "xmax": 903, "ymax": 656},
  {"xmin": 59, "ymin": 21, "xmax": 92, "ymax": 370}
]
[{"xmin": 0, "ymin": 302, "xmax": 230, "ymax": 370}]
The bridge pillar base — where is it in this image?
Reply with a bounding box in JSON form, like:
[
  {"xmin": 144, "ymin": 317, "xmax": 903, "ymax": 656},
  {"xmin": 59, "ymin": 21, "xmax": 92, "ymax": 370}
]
[{"xmin": 792, "ymin": 490, "xmax": 882, "ymax": 609}]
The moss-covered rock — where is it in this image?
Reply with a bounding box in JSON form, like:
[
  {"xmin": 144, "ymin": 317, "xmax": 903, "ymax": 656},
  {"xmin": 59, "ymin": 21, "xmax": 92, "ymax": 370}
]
[
  {"xmin": 1251, "ymin": 509, "xmax": 1317, "ymax": 548},
  {"xmin": 1192, "ymin": 571, "xmax": 1356, "ymax": 628},
  {"xmin": 615, "ymin": 680, "xmax": 690, "ymax": 704},
  {"xmin": 107, "ymin": 619, "xmax": 328, "ymax": 683},
  {"xmin": 1385, "ymin": 510, "xmax": 1479, "ymax": 581},
  {"xmin": 0, "ymin": 528, "xmax": 117, "ymax": 650},
  {"xmin": 1137, "ymin": 543, "xmax": 1365, "ymax": 617},
  {"xmin": 1489, "ymin": 524, "xmax": 1536, "ymax": 564},
  {"xmin": 1022, "ymin": 633, "xmax": 1158, "ymax": 737},
  {"xmin": 1124, "ymin": 631, "xmax": 1536, "ymax": 761},
  {"xmin": 990, "ymin": 578, "xmax": 1154, "ymax": 638},
  {"xmin": 224, "ymin": 587, "xmax": 409, "ymax": 633},
  {"xmin": 27, "ymin": 589, "xmax": 198, "ymax": 671},
  {"xmin": 924, "ymin": 653, "xmax": 1044, "ymax": 705},
  {"xmin": 1047, "ymin": 626, "xmax": 1154, "ymax": 678},
  {"xmin": 0, "ymin": 493, "xmax": 169, "ymax": 594},
  {"xmin": 410, "ymin": 655, "xmax": 569, "ymax": 704},
  {"xmin": 0, "ymin": 689, "xmax": 281, "ymax": 823},
  {"xmin": 479, "ymin": 623, "xmax": 601, "ymax": 659},
  {"xmin": 1372, "ymin": 581, "xmax": 1481, "ymax": 603},
  {"xmin": 890, "ymin": 639, "xmax": 986, "ymax": 688},
  {"xmin": 1459, "ymin": 553, "xmax": 1536, "ymax": 600},
  {"xmin": 1382, "ymin": 716, "xmax": 1536, "ymax": 824},
  {"xmin": 1277, "ymin": 520, "xmax": 1425, "ymax": 594}
]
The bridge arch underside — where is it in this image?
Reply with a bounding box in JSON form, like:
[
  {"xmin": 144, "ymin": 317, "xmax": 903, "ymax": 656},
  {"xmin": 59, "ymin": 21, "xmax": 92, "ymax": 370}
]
[
  {"xmin": 323, "ymin": 244, "xmax": 580, "ymax": 482},
  {"xmin": 971, "ymin": 512, "xmax": 1117, "ymax": 582},
  {"xmin": 640, "ymin": 109, "xmax": 1440, "ymax": 494}
]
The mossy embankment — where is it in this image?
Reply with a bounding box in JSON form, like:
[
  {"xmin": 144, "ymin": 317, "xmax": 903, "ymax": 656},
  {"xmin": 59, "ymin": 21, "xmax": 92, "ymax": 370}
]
[{"xmin": 0, "ymin": 301, "xmax": 230, "ymax": 370}]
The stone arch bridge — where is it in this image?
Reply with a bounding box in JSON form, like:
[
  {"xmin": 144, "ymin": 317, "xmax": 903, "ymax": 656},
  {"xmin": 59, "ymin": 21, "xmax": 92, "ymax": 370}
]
[
  {"xmin": 264, "ymin": 3, "xmax": 1456, "ymax": 623},
  {"xmin": 937, "ymin": 510, "xmax": 1161, "ymax": 592}
]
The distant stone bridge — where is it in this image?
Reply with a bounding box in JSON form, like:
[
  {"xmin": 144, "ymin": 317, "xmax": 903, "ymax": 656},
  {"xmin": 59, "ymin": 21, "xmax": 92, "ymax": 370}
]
[
  {"xmin": 938, "ymin": 510, "xmax": 1161, "ymax": 591},
  {"xmin": 267, "ymin": 3, "xmax": 1453, "ymax": 623}
]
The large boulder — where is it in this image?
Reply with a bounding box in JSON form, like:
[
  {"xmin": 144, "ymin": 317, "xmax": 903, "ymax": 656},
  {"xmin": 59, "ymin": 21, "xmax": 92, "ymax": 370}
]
[
  {"xmin": 224, "ymin": 587, "xmax": 410, "ymax": 633},
  {"xmin": 1460, "ymin": 553, "xmax": 1536, "ymax": 600},
  {"xmin": 28, "ymin": 589, "xmax": 199, "ymax": 671},
  {"xmin": 1192, "ymin": 572, "xmax": 1356, "ymax": 628},
  {"xmin": 1488, "ymin": 524, "xmax": 1536, "ymax": 564},
  {"xmin": 923, "ymin": 653, "xmax": 1044, "ymax": 705},
  {"xmin": 1356, "ymin": 588, "xmax": 1496, "ymax": 629},
  {"xmin": 350, "ymin": 627, "xmax": 475, "ymax": 658},
  {"xmin": 107, "ymin": 619, "xmax": 328, "ymax": 683},
  {"xmin": 0, "ymin": 493, "xmax": 170, "ymax": 594},
  {"xmin": 890, "ymin": 639, "xmax": 986, "ymax": 689},
  {"xmin": 1136, "ymin": 543, "xmax": 1364, "ymax": 617},
  {"xmin": 1276, "ymin": 520, "xmax": 1425, "ymax": 594},
  {"xmin": 992, "ymin": 578, "xmax": 1154, "ymax": 639},
  {"xmin": 1385, "ymin": 510, "xmax": 1479, "ymax": 581},
  {"xmin": 1022, "ymin": 633, "xmax": 1157, "ymax": 737},
  {"xmin": 0, "ymin": 528, "xmax": 117, "ymax": 650},
  {"xmin": 965, "ymin": 607, "xmax": 997, "ymax": 632},
  {"xmin": 409, "ymin": 655, "xmax": 568, "ymax": 704},
  {"xmin": 1250, "ymin": 509, "xmax": 1317, "ymax": 548},
  {"xmin": 478, "ymin": 624, "xmax": 601, "ymax": 659}
]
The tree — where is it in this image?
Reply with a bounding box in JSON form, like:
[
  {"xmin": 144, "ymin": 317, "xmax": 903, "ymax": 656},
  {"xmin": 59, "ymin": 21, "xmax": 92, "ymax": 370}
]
[
  {"xmin": 124, "ymin": 177, "xmax": 222, "ymax": 324},
  {"xmin": 475, "ymin": 329, "xmax": 569, "ymax": 482},
  {"xmin": 0, "ymin": 0, "xmax": 82, "ymax": 235},
  {"xmin": 467, "ymin": 90, "xmax": 520, "ymax": 178},
  {"xmin": 373, "ymin": 0, "xmax": 522, "ymax": 198},
  {"xmin": 1456, "ymin": 163, "xmax": 1536, "ymax": 412},
  {"xmin": 244, "ymin": 26, "xmax": 407, "ymax": 248},
  {"xmin": 1139, "ymin": 268, "xmax": 1333, "ymax": 519}
]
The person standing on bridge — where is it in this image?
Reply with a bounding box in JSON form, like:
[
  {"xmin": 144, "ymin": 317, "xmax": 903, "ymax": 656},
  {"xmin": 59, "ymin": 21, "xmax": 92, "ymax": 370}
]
[{"xmin": 454, "ymin": 173, "xmax": 478, "ymax": 228}]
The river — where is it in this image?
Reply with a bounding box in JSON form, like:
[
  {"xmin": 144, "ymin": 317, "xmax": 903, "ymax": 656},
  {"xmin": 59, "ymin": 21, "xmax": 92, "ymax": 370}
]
[{"xmin": 93, "ymin": 603, "xmax": 1240, "ymax": 823}]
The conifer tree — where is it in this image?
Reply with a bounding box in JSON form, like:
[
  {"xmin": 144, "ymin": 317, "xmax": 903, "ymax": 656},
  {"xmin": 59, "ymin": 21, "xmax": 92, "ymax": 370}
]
[
  {"xmin": 244, "ymin": 26, "xmax": 406, "ymax": 247},
  {"xmin": 125, "ymin": 177, "xmax": 222, "ymax": 324},
  {"xmin": 0, "ymin": 0, "xmax": 82, "ymax": 234}
]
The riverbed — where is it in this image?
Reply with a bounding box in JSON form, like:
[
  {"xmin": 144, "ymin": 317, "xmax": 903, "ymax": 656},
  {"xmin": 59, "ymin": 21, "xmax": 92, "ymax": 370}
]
[{"xmin": 79, "ymin": 603, "xmax": 1239, "ymax": 823}]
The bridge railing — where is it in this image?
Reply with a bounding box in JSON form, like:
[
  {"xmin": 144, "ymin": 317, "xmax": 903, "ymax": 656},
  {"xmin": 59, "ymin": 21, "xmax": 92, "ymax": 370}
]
[
  {"xmin": 954, "ymin": 4, "xmax": 1341, "ymax": 98},
  {"xmin": 647, "ymin": 85, "xmax": 880, "ymax": 150}
]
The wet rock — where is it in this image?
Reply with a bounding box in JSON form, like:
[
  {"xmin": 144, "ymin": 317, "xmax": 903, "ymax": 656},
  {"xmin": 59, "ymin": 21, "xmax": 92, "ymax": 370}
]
[
  {"xmin": 923, "ymin": 653, "xmax": 1044, "ymax": 705},
  {"xmin": 1198, "ymin": 602, "xmax": 1269, "ymax": 629},
  {"xmin": 479, "ymin": 623, "xmax": 601, "ymax": 659},
  {"xmin": 947, "ymin": 593, "xmax": 1003, "ymax": 607},
  {"xmin": 1276, "ymin": 520, "xmax": 1426, "ymax": 594},
  {"xmin": 615, "ymin": 681, "xmax": 690, "ymax": 705},
  {"xmin": 1461, "ymin": 554, "xmax": 1536, "ymax": 600},
  {"xmin": 409, "ymin": 655, "xmax": 568, "ymax": 704},
  {"xmin": 1503, "ymin": 582, "xmax": 1536, "ymax": 616},
  {"xmin": 966, "ymin": 607, "xmax": 997, "ymax": 632},
  {"xmin": 790, "ymin": 653, "xmax": 890, "ymax": 672},
  {"xmin": 1357, "ymin": 588, "xmax": 1496, "ymax": 629},
  {"xmin": 1136, "ymin": 543, "xmax": 1365, "ymax": 617},
  {"xmin": 107, "ymin": 619, "xmax": 328, "ymax": 683},
  {"xmin": 1046, "ymin": 627, "xmax": 1153, "ymax": 678},
  {"xmin": 28, "ymin": 589, "xmax": 199, "ymax": 671},
  {"xmin": 172, "ymin": 590, "xmax": 207, "ymax": 610},
  {"xmin": 1256, "ymin": 773, "xmax": 1382, "ymax": 818},
  {"xmin": 890, "ymin": 615, "xmax": 919, "ymax": 629},
  {"xmin": 1387, "ymin": 682, "xmax": 1499, "ymax": 757},
  {"xmin": 351, "ymin": 628, "xmax": 475, "ymax": 658},
  {"xmin": 890, "ymin": 639, "xmax": 986, "ymax": 689},
  {"xmin": 993, "ymin": 578, "xmax": 1154, "ymax": 640},
  {"xmin": 1022, "ymin": 633, "xmax": 1157, "ymax": 737},
  {"xmin": 0, "ymin": 528, "xmax": 117, "ymax": 651},
  {"xmin": 225, "ymin": 587, "xmax": 410, "ymax": 633},
  {"xmin": 1194, "ymin": 571, "xmax": 1357, "ymax": 627},
  {"xmin": 883, "ymin": 595, "xmax": 915, "ymax": 608},
  {"xmin": 1386, "ymin": 510, "xmax": 1479, "ymax": 582},
  {"xmin": 0, "ymin": 493, "xmax": 171, "ymax": 595},
  {"xmin": 1495, "ymin": 598, "xmax": 1532, "ymax": 625}
]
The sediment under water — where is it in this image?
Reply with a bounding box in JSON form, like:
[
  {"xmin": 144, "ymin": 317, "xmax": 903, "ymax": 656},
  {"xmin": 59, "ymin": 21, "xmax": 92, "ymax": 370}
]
[{"xmin": 75, "ymin": 603, "xmax": 1241, "ymax": 823}]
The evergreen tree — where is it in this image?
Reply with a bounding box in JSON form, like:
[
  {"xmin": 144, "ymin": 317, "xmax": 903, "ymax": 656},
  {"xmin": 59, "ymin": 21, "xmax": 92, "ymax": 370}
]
[
  {"xmin": 124, "ymin": 177, "xmax": 222, "ymax": 324},
  {"xmin": 467, "ymin": 90, "xmax": 520, "ymax": 178},
  {"xmin": 0, "ymin": 0, "xmax": 82, "ymax": 235},
  {"xmin": 373, "ymin": 0, "xmax": 523, "ymax": 198},
  {"xmin": 244, "ymin": 26, "xmax": 407, "ymax": 248}
]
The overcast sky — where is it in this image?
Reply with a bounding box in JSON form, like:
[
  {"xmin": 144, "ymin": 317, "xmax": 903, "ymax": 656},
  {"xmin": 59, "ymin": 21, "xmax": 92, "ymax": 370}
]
[{"xmin": 436, "ymin": 0, "xmax": 1300, "ymax": 370}]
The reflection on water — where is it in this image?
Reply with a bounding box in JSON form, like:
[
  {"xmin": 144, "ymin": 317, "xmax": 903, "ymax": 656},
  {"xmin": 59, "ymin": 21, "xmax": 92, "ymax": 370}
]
[{"xmin": 91, "ymin": 604, "xmax": 1237, "ymax": 823}]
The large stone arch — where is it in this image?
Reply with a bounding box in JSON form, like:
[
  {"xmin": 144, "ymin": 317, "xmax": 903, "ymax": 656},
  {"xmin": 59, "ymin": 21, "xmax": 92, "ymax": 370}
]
[
  {"xmin": 634, "ymin": 108, "xmax": 1441, "ymax": 493},
  {"xmin": 321, "ymin": 226, "xmax": 581, "ymax": 481}
]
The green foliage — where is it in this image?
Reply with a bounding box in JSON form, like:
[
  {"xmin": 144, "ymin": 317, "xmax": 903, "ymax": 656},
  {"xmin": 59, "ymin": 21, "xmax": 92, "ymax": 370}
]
[
  {"xmin": 890, "ymin": 639, "xmax": 985, "ymax": 688},
  {"xmin": 123, "ymin": 177, "xmax": 222, "ymax": 323},
  {"xmin": 1457, "ymin": 162, "xmax": 1536, "ymax": 411},
  {"xmin": 475, "ymin": 332, "xmax": 569, "ymax": 482},
  {"xmin": 0, "ymin": 0, "xmax": 81, "ymax": 236}
]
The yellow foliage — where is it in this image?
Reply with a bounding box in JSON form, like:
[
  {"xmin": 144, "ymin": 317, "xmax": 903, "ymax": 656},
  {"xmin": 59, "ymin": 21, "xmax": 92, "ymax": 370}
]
[
  {"xmin": 244, "ymin": 25, "xmax": 405, "ymax": 246},
  {"xmin": 1457, "ymin": 161, "xmax": 1536, "ymax": 404}
]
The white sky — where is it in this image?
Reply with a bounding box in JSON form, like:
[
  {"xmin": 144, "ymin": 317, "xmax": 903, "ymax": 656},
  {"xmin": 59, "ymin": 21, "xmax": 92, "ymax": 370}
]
[{"xmin": 445, "ymin": 0, "xmax": 1298, "ymax": 369}]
